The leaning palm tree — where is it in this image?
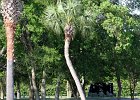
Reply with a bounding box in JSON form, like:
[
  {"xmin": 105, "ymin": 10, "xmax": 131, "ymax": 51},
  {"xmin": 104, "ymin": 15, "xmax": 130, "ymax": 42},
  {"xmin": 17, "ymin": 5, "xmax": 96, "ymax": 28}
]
[
  {"xmin": 44, "ymin": 0, "xmax": 93, "ymax": 99},
  {"xmin": 1, "ymin": 0, "xmax": 22, "ymax": 100},
  {"xmin": 64, "ymin": 20, "xmax": 86, "ymax": 100}
]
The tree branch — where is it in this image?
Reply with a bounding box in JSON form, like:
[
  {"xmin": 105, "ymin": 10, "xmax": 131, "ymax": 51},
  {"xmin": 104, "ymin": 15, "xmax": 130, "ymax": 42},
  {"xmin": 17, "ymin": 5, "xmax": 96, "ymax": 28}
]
[{"xmin": 0, "ymin": 47, "xmax": 6, "ymax": 57}]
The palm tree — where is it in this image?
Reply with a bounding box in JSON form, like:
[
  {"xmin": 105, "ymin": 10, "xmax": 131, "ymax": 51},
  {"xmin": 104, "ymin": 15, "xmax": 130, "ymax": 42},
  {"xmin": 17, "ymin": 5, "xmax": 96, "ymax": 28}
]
[
  {"xmin": 44, "ymin": 0, "xmax": 94, "ymax": 99},
  {"xmin": 64, "ymin": 21, "xmax": 86, "ymax": 100},
  {"xmin": 1, "ymin": 0, "xmax": 22, "ymax": 100}
]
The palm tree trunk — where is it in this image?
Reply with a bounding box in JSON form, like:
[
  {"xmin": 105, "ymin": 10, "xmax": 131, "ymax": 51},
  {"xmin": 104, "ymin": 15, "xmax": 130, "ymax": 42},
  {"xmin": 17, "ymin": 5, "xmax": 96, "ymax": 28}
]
[
  {"xmin": 5, "ymin": 19, "xmax": 15, "ymax": 100},
  {"xmin": 55, "ymin": 76, "xmax": 60, "ymax": 100},
  {"xmin": 64, "ymin": 39, "xmax": 86, "ymax": 100},
  {"xmin": 41, "ymin": 70, "xmax": 46, "ymax": 100},
  {"xmin": 1, "ymin": 0, "xmax": 22, "ymax": 99},
  {"xmin": 31, "ymin": 67, "xmax": 40, "ymax": 100}
]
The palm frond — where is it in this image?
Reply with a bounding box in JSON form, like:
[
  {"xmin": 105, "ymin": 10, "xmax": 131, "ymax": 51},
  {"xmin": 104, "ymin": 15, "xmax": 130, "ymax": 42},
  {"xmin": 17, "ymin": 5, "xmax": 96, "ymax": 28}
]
[{"xmin": 44, "ymin": 0, "xmax": 97, "ymax": 38}]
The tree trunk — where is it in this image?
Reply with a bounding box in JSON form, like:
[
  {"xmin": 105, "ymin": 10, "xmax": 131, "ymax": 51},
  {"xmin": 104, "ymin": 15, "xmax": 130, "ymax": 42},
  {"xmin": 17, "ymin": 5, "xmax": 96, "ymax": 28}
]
[
  {"xmin": 117, "ymin": 76, "xmax": 122, "ymax": 100},
  {"xmin": 66, "ymin": 81, "xmax": 71, "ymax": 98},
  {"xmin": 0, "ymin": 47, "xmax": 6, "ymax": 57},
  {"xmin": 31, "ymin": 67, "xmax": 40, "ymax": 100},
  {"xmin": 0, "ymin": 88, "xmax": 4, "ymax": 100},
  {"xmin": 130, "ymin": 81, "xmax": 135, "ymax": 100},
  {"xmin": 69, "ymin": 79, "xmax": 78, "ymax": 98},
  {"xmin": 0, "ymin": 80, "xmax": 4, "ymax": 99},
  {"xmin": 129, "ymin": 73, "xmax": 137, "ymax": 100},
  {"xmin": 16, "ymin": 81, "xmax": 21, "ymax": 99},
  {"xmin": 114, "ymin": 60, "xmax": 121, "ymax": 100},
  {"xmin": 41, "ymin": 70, "xmax": 46, "ymax": 100},
  {"xmin": 5, "ymin": 19, "xmax": 15, "ymax": 100},
  {"xmin": 29, "ymin": 74, "xmax": 34, "ymax": 100},
  {"xmin": 115, "ymin": 69, "xmax": 122, "ymax": 100},
  {"xmin": 130, "ymin": 87, "xmax": 135, "ymax": 100},
  {"xmin": 0, "ymin": 86, "xmax": 4, "ymax": 99},
  {"xmin": 81, "ymin": 76, "xmax": 85, "ymax": 93},
  {"xmin": 55, "ymin": 76, "xmax": 60, "ymax": 100},
  {"xmin": 64, "ymin": 39, "xmax": 86, "ymax": 100}
]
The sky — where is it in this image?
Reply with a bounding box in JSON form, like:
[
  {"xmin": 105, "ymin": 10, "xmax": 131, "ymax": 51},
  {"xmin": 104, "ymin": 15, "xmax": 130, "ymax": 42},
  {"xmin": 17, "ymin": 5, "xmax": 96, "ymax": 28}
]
[{"xmin": 119, "ymin": 0, "xmax": 140, "ymax": 15}]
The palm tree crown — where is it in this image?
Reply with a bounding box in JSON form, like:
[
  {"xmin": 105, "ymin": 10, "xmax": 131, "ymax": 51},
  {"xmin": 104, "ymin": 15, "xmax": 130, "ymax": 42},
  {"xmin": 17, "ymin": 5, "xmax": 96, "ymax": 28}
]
[
  {"xmin": 64, "ymin": 23, "xmax": 73, "ymax": 41},
  {"xmin": 1, "ymin": 0, "xmax": 22, "ymax": 24}
]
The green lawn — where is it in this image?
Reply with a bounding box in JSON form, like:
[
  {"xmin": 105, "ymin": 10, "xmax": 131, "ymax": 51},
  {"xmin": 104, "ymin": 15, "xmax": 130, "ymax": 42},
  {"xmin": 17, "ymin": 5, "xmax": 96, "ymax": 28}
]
[
  {"xmin": 2, "ymin": 97, "xmax": 140, "ymax": 100},
  {"xmin": 10, "ymin": 97, "xmax": 121, "ymax": 100}
]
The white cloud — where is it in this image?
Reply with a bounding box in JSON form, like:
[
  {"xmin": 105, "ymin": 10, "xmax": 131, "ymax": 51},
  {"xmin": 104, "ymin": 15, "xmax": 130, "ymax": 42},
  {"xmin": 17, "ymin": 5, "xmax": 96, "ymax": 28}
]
[
  {"xmin": 132, "ymin": 8, "xmax": 140, "ymax": 15},
  {"xmin": 119, "ymin": 0, "xmax": 140, "ymax": 15}
]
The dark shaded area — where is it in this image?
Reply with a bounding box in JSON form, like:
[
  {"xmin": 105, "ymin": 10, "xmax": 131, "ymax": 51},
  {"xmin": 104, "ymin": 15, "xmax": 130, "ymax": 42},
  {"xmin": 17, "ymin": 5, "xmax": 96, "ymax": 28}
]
[{"xmin": 88, "ymin": 83, "xmax": 113, "ymax": 96}]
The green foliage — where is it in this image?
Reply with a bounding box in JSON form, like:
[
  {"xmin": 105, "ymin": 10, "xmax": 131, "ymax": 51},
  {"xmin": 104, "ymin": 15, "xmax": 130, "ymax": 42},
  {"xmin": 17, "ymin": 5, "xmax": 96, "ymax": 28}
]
[
  {"xmin": 41, "ymin": 46, "xmax": 61, "ymax": 65},
  {"xmin": 47, "ymin": 78, "xmax": 67, "ymax": 96},
  {"xmin": 99, "ymin": 1, "xmax": 137, "ymax": 52},
  {"xmin": 0, "ymin": 0, "xmax": 140, "ymax": 98},
  {"xmin": 0, "ymin": 18, "xmax": 6, "ymax": 45}
]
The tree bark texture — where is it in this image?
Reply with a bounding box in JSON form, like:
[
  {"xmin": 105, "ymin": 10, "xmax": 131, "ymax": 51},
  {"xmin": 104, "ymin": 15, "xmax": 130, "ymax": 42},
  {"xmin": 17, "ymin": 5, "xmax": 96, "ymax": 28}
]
[
  {"xmin": 5, "ymin": 19, "xmax": 15, "ymax": 100},
  {"xmin": 64, "ymin": 39, "xmax": 86, "ymax": 100}
]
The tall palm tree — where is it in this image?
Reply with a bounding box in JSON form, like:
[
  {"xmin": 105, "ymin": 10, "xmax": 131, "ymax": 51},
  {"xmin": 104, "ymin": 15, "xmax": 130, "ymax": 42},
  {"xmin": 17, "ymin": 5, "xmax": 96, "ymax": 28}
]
[
  {"xmin": 1, "ymin": 0, "xmax": 22, "ymax": 100},
  {"xmin": 44, "ymin": 0, "xmax": 93, "ymax": 99},
  {"xmin": 64, "ymin": 21, "xmax": 86, "ymax": 100}
]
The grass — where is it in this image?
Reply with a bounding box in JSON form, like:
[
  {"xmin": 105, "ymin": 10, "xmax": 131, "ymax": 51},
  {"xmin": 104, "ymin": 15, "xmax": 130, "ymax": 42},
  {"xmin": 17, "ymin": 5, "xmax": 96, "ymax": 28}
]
[
  {"xmin": 2, "ymin": 96, "xmax": 140, "ymax": 100},
  {"xmin": 10, "ymin": 97, "xmax": 120, "ymax": 100}
]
